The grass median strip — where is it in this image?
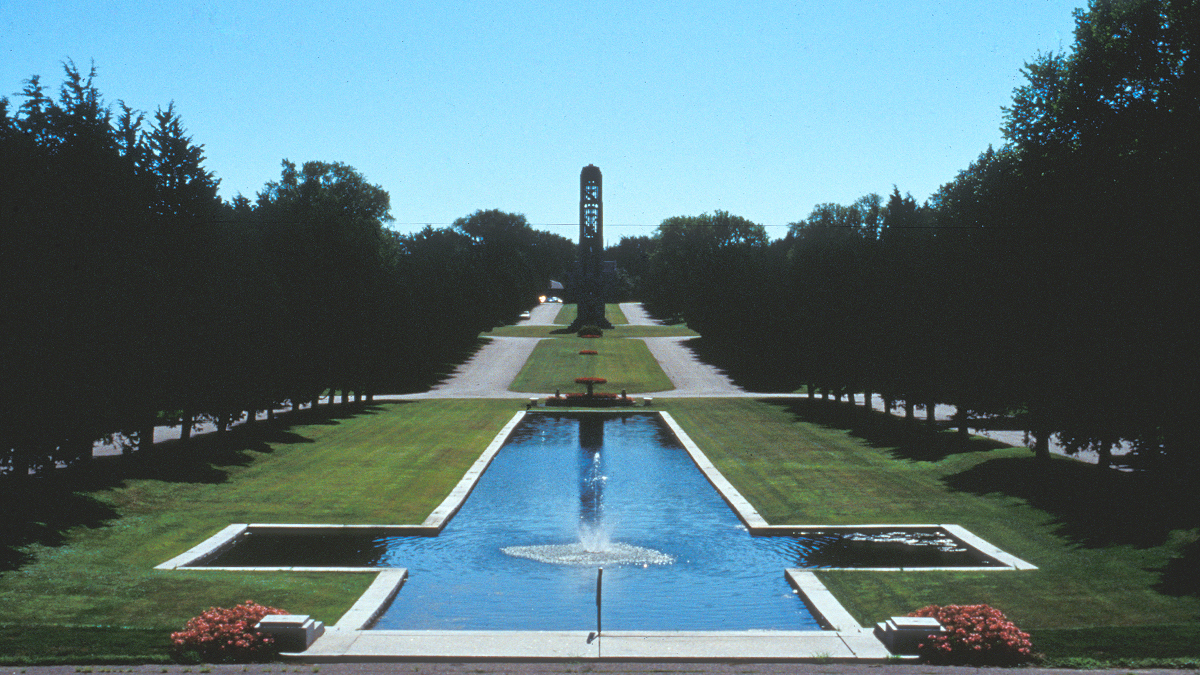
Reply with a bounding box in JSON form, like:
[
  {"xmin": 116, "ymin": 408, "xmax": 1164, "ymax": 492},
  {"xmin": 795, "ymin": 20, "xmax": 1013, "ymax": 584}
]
[
  {"xmin": 551, "ymin": 302, "xmax": 627, "ymax": 326},
  {"xmin": 507, "ymin": 335, "xmax": 674, "ymax": 394}
]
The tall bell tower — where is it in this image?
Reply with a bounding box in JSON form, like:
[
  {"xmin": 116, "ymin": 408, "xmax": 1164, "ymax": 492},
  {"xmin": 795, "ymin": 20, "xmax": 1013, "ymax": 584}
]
[{"xmin": 572, "ymin": 165, "xmax": 613, "ymax": 330}]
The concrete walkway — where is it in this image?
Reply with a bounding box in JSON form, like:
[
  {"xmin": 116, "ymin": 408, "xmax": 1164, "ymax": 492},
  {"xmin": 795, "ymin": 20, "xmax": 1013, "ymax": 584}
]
[
  {"xmin": 101, "ymin": 303, "xmax": 1117, "ymax": 461},
  {"xmin": 13, "ymin": 664, "xmax": 1190, "ymax": 675}
]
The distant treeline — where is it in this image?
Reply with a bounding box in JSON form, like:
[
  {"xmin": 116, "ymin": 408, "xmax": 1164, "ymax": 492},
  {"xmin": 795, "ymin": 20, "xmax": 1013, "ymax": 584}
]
[
  {"xmin": 1, "ymin": 62, "xmax": 575, "ymax": 478},
  {"xmin": 607, "ymin": 0, "xmax": 1199, "ymax": 471}
]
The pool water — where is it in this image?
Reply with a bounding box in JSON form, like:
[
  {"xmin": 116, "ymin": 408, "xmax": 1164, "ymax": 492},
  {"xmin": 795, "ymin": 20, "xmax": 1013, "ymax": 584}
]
[{"xmin": 198, "ymin": 413, "xmax": 997, "ymax": 631}]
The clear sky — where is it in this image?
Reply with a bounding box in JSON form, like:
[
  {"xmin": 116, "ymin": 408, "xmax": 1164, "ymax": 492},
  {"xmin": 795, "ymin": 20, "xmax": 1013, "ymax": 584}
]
[{"xmin": 2, "ymin": 0, "xmax": 1082, "ymax": 245}]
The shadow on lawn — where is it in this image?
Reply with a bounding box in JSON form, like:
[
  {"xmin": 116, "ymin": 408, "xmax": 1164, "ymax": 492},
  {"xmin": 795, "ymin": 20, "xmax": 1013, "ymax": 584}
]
[
  {"xmin": 766, "ymin": 397, "xmax": 1010, "ymax": 462},
  {"xmin": 685, "ymin": 337, "xmax": 803, "ymax": 393},
  {"xmin": 764, "ymin": 396, "xmax": 1200, "ymax": 597},
  {"xmin": 0, "ymin": 401, "xmax": 406, "ymax": 572},
  {"xmin": 943, "ymin": 455, "xmax": 1199, "ymax": 550}
]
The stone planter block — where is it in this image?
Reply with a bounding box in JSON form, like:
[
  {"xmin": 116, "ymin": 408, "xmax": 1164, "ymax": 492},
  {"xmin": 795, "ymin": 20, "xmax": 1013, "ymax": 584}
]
[
  {"xmin": 873, "ymin": 616, "xmax": 944, "ymax": 654},
  {"xmin": 255, "ymin": 614, "xmax": 325, "ymax": 652}
]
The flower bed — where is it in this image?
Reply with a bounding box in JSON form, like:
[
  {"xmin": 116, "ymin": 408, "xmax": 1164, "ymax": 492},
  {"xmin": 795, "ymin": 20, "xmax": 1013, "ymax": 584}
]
[
  {"xmin": 170, "ymin": 601, "xmax": 288, "ymax": 663},
  {"xmin": 579, "ymin": 349, "xmax": 598, "ymax": 355},
  {"xmin": 545, "ymin": 392, "xmax": 635, "ymax": 407},
  {"xmin": 907, "ymin": 604, "xmax": 1035, "ymax": 665}
]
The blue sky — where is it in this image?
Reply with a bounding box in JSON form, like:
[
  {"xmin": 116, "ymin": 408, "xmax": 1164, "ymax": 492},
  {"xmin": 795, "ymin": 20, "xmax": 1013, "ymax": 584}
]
[{"xmin": 2, "ymin": 0, "xmax": 1081, "ymax": 244}]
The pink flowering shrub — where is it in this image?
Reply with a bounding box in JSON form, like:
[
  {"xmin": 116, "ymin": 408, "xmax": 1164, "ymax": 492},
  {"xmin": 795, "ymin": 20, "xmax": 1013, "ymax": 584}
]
[
  {"xmin": 908, "ymin": 604, "xmax": 1035, "ymax": 665},
  {"xmin": 170, "ymin": 601, "xmax": 289, "ymax": 663}
]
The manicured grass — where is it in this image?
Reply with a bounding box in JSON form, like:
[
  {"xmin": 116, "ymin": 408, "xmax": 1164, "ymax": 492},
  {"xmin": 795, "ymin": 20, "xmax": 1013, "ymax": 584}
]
[
  {"xmin": 0, "ymin": 625, "xmax": 173, "ymax": 665},
  {"xmin": 0, "ymin": 399, "xmax": 522, "ymax": 660},
  {"xmin": 4, "ymin": 369, "xmax": 1198, "ymax": 663},
  {"xmin": 507, "ymin": 335, "xmax": 674, "ymax": 394},
  {"xmin": 656, "ymin": 397, "xmax": 1200, "ymax": 657},
  {"xmin": 551, "ymin": 303, "xmax": 627, "ymax": 326},
  {"xmin": 487, "ymin": 324, "xmax": 696, "ymax": 338}
]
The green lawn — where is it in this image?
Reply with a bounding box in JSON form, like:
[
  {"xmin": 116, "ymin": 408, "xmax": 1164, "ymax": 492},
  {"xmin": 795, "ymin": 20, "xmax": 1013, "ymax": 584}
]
[
  {"xmin": 3, "ymin": 357, "xmax": 1198, "ymax": 664},
  {"xmin": 551, "ymin": 302, "xmax": 627, "ymax": 326},
  {"xmin": 487, "ymin": 324, "xmax": 696, "ymax": 338},
  {"xmin": 508, "ymin": 335, "xmax": 674, "ymax": 394},
  {"xmin": 0, "ymin": 400, "xmax": 520, "ymax": 662},
  {"xmin": 656, "ymin": 397, "xmax": 1200, "ymax": 661}
]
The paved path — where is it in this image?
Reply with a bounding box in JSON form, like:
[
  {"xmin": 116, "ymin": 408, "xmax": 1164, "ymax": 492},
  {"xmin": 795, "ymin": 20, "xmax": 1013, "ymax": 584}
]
[
  {"xmin": 10, "ymin": 664, "xmax": 1191, "ymax": 675},
  {"xmin": 398, "ymin": 337, "xmax": 544, "ymax": 399},
  {"xmin": 106, "ymin": 303, "xmax": 1120, "ymax": 462}
]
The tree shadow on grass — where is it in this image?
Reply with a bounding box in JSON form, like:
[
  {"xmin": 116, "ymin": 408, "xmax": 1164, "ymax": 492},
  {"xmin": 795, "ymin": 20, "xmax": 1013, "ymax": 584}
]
[
  {"xmin": 942, "ymin": 455, "xmax": 1200, "ymax": 551},
  {"xmin": 765, "ymin": 397, "xmax": 1010, "ymax": 463},
  {"xmin": 686, "ymin": 337, "xmax": 803, "ymax": 393},
  {"xmin": 0, "ymin": 481, "xmax": 118, "ymax": 571},
  {"xmin": 372, "ymin": 338, "xmax": 492, "ymax": 395},
  {"xmin": 1156, "ymin": 538, "xmax": 1200, "ymax": 597},
  {"xmin": 0, "ymin": 401, "xmax": 408, "ymax": 572}
]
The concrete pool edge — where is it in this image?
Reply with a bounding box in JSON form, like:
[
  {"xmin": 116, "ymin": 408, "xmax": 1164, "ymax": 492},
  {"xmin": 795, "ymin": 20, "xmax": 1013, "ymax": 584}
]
[
  {"xmin": 158, "ymin": 409, "xmax": 1033, "ymax": 660},
  {"xmin": 292, "ymin": 569, "xmax": 895, "ymax": 662}
]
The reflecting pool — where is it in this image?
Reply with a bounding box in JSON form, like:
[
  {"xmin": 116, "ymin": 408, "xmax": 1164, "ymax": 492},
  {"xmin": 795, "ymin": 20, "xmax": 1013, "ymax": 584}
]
[{"xmin": 197, "ymin": 413, "xmax": 999, "ymax": 631}]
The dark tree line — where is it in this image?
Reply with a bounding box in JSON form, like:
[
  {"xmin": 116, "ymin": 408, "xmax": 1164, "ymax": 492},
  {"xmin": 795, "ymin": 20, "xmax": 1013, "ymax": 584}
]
[
  {"xmin": 621, "ymin": 0, "xmax": 1198, "ymax": 472},
  {"xmin": 1, "ymin": 62, "xmax": 574, "ymax": 479}
]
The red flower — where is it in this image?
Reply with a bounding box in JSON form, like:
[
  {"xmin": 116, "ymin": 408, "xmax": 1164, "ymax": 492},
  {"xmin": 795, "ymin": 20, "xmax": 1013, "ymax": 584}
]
[
  {"xmin": 170, "ymin": 601, "xmax": 289, "ymax": 663},
  {"xmin": 907, "ymin": 604, "xmax": 1034, "ymax": 665}
]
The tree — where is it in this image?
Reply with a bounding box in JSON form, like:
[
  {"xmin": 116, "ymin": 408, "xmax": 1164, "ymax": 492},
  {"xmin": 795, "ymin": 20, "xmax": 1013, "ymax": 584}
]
[
  {"xmin": 452, "ymin": 209, "xmax": 573, "ymax": 326},
  {"xmin": 255, "ymin": 160, "xmax": 394, "ymax": 400},
  {"xmin": 999, "ymin": 0, "xmax": 1200, "ymax": 467}
]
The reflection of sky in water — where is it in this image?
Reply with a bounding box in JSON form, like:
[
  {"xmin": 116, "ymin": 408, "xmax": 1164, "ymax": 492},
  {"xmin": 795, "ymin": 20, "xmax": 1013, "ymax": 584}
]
[
  {"xmin": 374, "ymin": 413, "xmax": 821, "ymax": 631},
  {"xmin": 202, "ymin": 414, "xmax": 998, "ymax": 631}
]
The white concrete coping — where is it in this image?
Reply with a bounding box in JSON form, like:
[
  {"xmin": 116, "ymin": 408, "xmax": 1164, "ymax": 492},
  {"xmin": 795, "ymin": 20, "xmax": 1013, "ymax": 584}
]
[
  {"xmin": 299, "ymin": 628, "xmax": 897, "ymax": 662},
  {"xmin": 155, "ymin": 523, "xmax": 247, "ymax": 570},
  {"xmin": 659, "ymin": 411, "xmax": 770, "ymax": 530},
  {"xmin": 785, "ymin": 569, "xmax": 866, "ymax": 633},
  {"xmin": 158, "ymin": 409, "xmax": 1036, "ymax": 661},
  {"xmin": 333, "ymin": 569, "xmax": 408, "ymax": 630},
  {"xmin": 421, "ymin": 410, "xmax": 526, "ymax": 531},
  {"xmin": 943, "ymin": 523, "xmax": 1038, "ymax": 570}
]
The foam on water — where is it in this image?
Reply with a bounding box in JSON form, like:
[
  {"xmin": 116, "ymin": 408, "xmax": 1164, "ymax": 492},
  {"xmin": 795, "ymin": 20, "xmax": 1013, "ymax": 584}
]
[{"xmin": 500, "ymin": 541, "xmax": 674, "ymax": 566}]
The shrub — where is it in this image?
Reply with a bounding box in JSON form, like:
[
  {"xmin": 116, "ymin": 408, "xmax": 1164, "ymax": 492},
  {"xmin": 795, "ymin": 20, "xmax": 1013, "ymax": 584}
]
[
  {"xmin": 170, "ymin": 601, "xmax": 289, "ymax": 663},
  {"xmin": 577, "ymin": 325, "xmax": 602, "ymax": 337},
  {"xmin": 908, "ymin": 604, "xmax": 1035, "ymax": 665}
]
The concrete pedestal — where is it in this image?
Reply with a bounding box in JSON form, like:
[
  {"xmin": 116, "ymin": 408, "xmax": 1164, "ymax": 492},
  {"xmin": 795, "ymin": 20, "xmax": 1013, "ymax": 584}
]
[
  {"xmin": 873, "ymin": 616, "xmax": 944, "ymax": 654},
  {"xmin": 256, "ymin": 614, "xmax": 325, "ymax": 652}
]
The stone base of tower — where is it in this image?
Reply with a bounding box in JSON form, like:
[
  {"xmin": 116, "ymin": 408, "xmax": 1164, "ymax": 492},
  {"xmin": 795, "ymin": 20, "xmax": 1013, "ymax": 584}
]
[{"xmin": 568, "ymin": 298, "xmax": 614, "ymax": 331}]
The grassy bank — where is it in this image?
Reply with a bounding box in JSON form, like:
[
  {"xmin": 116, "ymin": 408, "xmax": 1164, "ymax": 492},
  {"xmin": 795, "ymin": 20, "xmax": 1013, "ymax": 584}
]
[
  {"xmin": 3, "ymin": 389, "xmax": 1198, "ymax": 663},
  {"xmin": 0, "ymin": 400, "xmax": 522, "ymax": 662},
  {"xmin": 656, "ymin": 397, "xmax": 1200, "ymax": 659}
]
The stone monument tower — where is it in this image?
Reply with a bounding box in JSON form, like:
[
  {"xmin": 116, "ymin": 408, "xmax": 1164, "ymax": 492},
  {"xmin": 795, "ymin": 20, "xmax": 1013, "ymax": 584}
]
[{"xmin": 571, "ymin": 164, "xmax": 613, "ymax": 330}]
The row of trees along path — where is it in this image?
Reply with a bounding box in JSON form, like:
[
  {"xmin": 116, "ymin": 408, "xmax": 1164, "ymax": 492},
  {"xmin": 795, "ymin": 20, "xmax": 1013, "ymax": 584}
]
[
  {"xmin": 1, "ymin": 62, "xmax": 575, "ymax": 479},
  {"xmin": 615, "ymin": 0, "xmax": 1198, "ymax": 474}
]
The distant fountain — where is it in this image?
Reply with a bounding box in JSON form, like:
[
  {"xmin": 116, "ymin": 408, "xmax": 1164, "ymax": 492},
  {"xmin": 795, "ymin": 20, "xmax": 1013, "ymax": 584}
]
[{"xmin": 544, "ymin": 377, "xmax": 634, "ymax": 407}]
